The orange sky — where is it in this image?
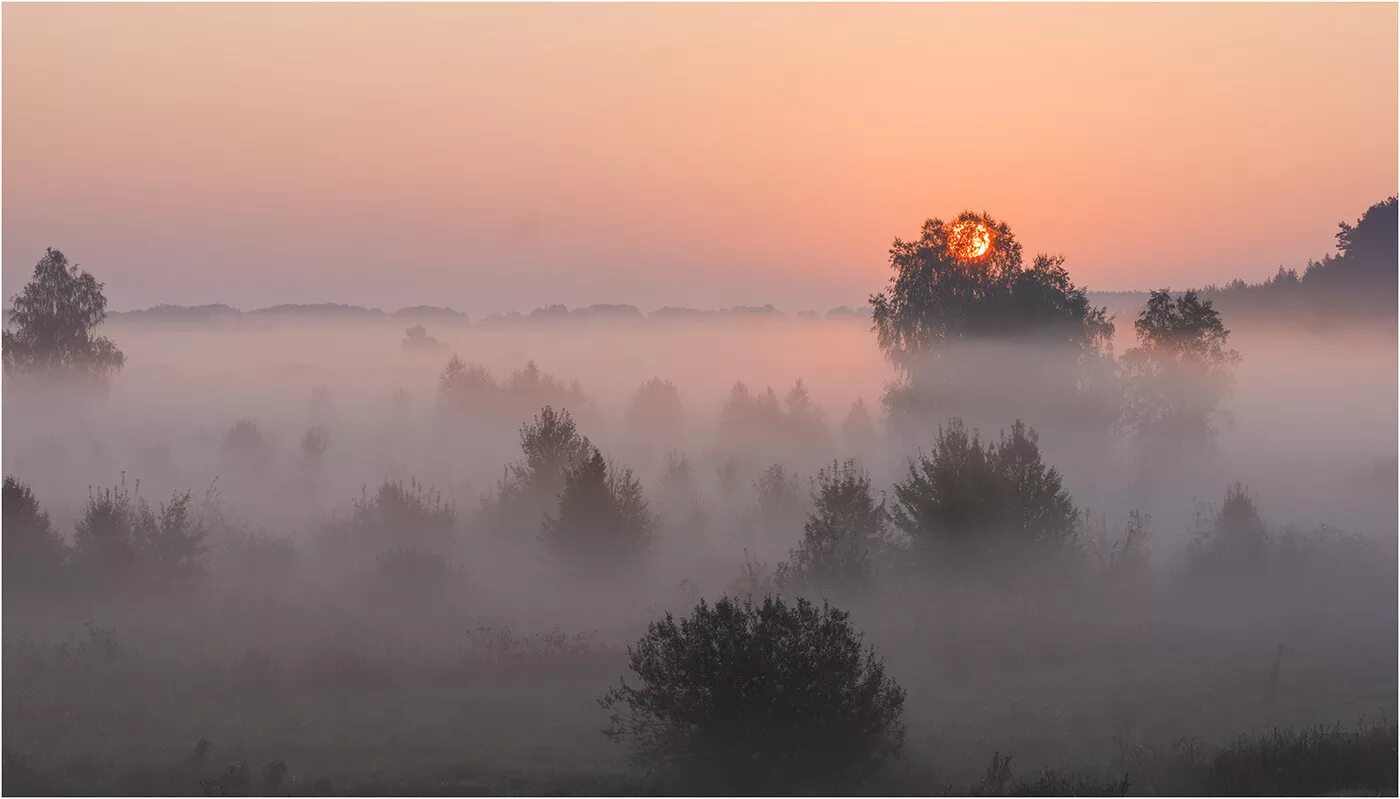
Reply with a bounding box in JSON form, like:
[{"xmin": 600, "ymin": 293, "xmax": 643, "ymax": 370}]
[{"xmin": 4, "ymin": 3, "xmax": 1396, "ymax": 313}]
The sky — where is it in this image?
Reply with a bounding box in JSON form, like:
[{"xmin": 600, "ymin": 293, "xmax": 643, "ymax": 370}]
[{"xmin": 4, "ymin": 3, "xmax": 1396, "ymax": 314}]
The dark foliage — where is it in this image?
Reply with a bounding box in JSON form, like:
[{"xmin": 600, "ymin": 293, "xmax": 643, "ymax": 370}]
[
  {"xmin": 2, "ymin": 476, "xmax": 67, "ymax": 592},
  {"xmin": 600, "ymin": 595, "xmax": 906, "ymax": 792},
  {"xmin": 776, "ymin": 460, "xmax": 889, "ymax": 598},
  {"xmin": 870, "ymin": 213, "xmax": 1113, "ymax": 370},
  {"xmin": 2, "ymin": 248, "xmax": 125, "ymax": 384},
  {"xmin": 72, "ymin": 477, "xmax": 208, "ymax": 588},
  {"xmin": 323, "ymin": 479, "xmax": 455, "ymax": 559},
  {"xmin": 1120, "ymin": 289, "xmax": 1239, "ymax": 442},
  {"xmin": 626, "ymin": 377, "xmax": 685, "ymax": 441},
  {"xmin": 1190, "ymin": 483, "xmax": 1269, "ymax": 577},
  {"xmin": 891, "ymin": 419, "xmax": 1079, "ymax": 570},
  {"xmin": 540, "ymin": 448, "xmax": 654, "ymax": 569}
]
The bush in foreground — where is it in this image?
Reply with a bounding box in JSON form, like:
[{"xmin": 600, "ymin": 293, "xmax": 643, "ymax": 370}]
[{"xmin": 600, "ymin": 595, "xmax": 905, "ymax": 792}]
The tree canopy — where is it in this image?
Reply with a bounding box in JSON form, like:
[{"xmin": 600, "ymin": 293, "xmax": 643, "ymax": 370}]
[
  {"xmin": 601, "ymin": 595, "xmax": 905, "ymax": 792},
  {"xmin": 3, "ymin": 248, "xmax": 125, "ymax": 383},
  {"xmin": 870, "ymin": 212, "xmax": 1113, "ymax": 373},
  {"xmin": 891, "ymin": 418, "xmax": 1079, "ymax": 569},
  {"xmin": 1120, "ymin": 289, "xmax": 1240, "ymax": 442}
]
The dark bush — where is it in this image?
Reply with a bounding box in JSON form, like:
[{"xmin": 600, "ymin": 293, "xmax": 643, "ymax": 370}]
[{"xmin": 600, "ymin": 595, "xmax": 905, "ymax": 792}]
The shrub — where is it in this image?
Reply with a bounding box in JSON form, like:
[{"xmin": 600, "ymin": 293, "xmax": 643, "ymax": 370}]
[
  {"xmin": 483, "ymin": 406, "xmax": 593, "ymax": 540},
  {"xmin": 776, "ymin": 459, "xmax": 889, "ymax": 599},
  {"xmin": 626, "ymin": 377, "xmax": 685, "ymax": 441},
  {"xmin": 324, "ymin": 479, "xmax": 455, "ymax": 558},
  {"xmin": 1189, "ymin": 482, "xmax": 1268, "ymax": 577},
  {"xmin": 540, "ymin": 448, "xmax": 653, "ymax": 569},
  {"xmin": 2, "ymin": 477, "xmax": 67, "ymax": 592},
  {"xmin": 891, "ymin": 419, "xmax": 1079, "ymax": 571},
  {"xmin": 600, "ymin": 595, "xmax": 905, "ymax": 792}
]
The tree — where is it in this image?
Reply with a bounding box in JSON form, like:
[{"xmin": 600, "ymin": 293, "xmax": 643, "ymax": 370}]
[
  {"xmin": 891, "ymin": 418, "xmax": 1079, "ymax": 569},
  {"xmin": 1190, "ymin": 482, "xmax": 1268, "ymax": 576},
  {"xmin": 3, "ymin": 248, "xmax": 125, "ymax": 384},
  {"xmin": 480, "ymin": 405, "xmax": 595, "ymax": 543},
  {"xmin": 141, "ymin": 491, "xmax": 209, "ymax": 583},
  {"xmin": 72, "ymin": 477, "xmax": 209, "ymax": 588},
  {"xmin": 2, "ymin": 477, "xmax": 67, "ymax": 592},
  {"xmin": 540, "ymin": 447, "xmax": 653, "ymax": 569},
  {"xmin": 870, "ymin": 214, "xmax": 1115, "ymax": 433},
  {"xmin": 437, "ymin": 355, "xmax": 497, "ymax": 412},
  {"xmin": 1120, "ymin": 289, "xmax": 1240, "ymax": 442},
  {"xmin": 870, "ymin": 213, "xmax": 1113, "ymax": 370},
  {"xmin": 626, "ymin": 377, "xmax": 685, "ymax": 441},
  {"xmin": 600, "ymin": 595, "xmax": 906, "ymax": 792},
  {"xmin": 323, "ymin": 479, "xmax": 455, "ymax": 559},
  {"xmin": 73, "ymin": 478, "xmax": 143, "ymax": 585},
  {"xmin": 842, "ymin": 398, "xmax": 877, "ymax": 455},
  {"xmin": 776, "ymin": 460, "xmax": 889, "ymax": 598}
]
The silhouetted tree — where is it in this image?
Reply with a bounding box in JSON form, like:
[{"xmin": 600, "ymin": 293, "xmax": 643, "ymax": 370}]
[
  {"xmin": 600, "ymin": 595, "xmax": 905, "ymax": 792},
  {"xmin": 73, "ymin": 478, "xmax": 143, "ymax": 586},
  {"xmin": 72, "ymin": 477, "xmax": 208, "ymax": 588},
  {"xmin": 626, "ymin": 377, "xmax": 685, "ymax": 441},
  {"xmin": 222, "ymin": 419, "xmax": 267, "ymax": 459},
  {"xmin": 541, "ymin": 447, "xmax": 653, "ymax": 569},
  {"xmin": 437, "ymin": 355, "xmax": 496, "ymax": 412},
  {"xmin": 2, "ymin": 477, "xmax": 67, "ymax": 592},
  {"xmin": 1120, "ymin": 289, "xmax": 1240, "ymax": 443},
  {"xmin": 324, "ymin": 479, "xmax": 455, "ymax": 559},
  {"xmin": 300, "ymin": 425, "xmax": 328, "ymax": 464},
  {"xmin": 2, "ymin": 248, "xmax": 125, "ymax": 385},
  {"xmin": 142, "ymin": 491, "xmax": 209, "ymax": 583},
  {"xmin": 783, "ymin": 378, "xmax": 829, "ymax": 444},
  {"xmin": 1190, "ymin": 482, "xmax": 1268, "ymax": 576},
  {"xmin": 871, "ymin": 213, "xmax": 1112, "ymax": 365},
  {"xmin": 488, "ymin": 406, "xmax": 593, "ymax": 537},
  {"xmin": 842, "ymin": 398, "xmax": 878, "ymax": 455},
  {"xmin": 401, "ymin": 324, "xmax": 445, "ymax": 353},
  {"xmin": 776, "ymin": 460, "xmax": 889, "ymax": 598},
  {"xmin": 891, "ymin": 418, "xmax": 1079, "ymax": 570},
  {"xmin": 870, "ymin": 213, "xmax": 1115, "ymax": 432}
]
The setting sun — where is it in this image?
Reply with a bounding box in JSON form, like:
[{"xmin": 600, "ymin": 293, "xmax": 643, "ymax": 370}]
[{"xmin": 948, "ymin": 220, "xmax": 993, "ymax": 261}]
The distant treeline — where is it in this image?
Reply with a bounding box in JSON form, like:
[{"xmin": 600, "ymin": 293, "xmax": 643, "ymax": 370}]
[{"xmin": 80, "ymin": 302, "xmax": 875, "ymax": 326}]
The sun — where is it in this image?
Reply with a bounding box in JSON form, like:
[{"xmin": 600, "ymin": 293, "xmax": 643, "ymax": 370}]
[{"xmin": 948, "ymin": 220, "xmax": 993, "ymax": 261}]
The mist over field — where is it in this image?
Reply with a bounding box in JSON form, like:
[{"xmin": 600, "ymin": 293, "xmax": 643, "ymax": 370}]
[
  {"xmin": 3, "ymin": 280, "xmax": 1396, "ymax": 794},
  {"xmin": 2, "ymin": 3, "xmax": 1395, "ymax": 788}
]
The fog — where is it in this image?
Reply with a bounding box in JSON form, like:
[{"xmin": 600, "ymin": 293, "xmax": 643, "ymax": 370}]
[{"xmin": 3, "ymin": 310, "xmax": 1396, "ymax": 793}]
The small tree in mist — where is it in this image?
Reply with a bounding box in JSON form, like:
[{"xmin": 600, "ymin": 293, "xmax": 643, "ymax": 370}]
[
  {"xmin": 1190, "ymin": 482, "xmax": 1268, "ymax": 577},
  {"xmin": 1120, "ymin": 289, "xmax": 1240, "ymax": 443},
  {"xmin": 437, "ymin": 355, "xmax": 496, "ymax": 412},
  {"xmin": 221, "ymin": 419, "xmax": 270, "ymax": 469},
  {"xmin": 2, "ymin": 248, "xmax": 125, "ymax": 386},
  {"xmin": 73, "ymin": 477, "xmax": 208, "ymax": 589},
  {"xmin": 73, "ymin": 478, "xmax": 143, "ymax": 585},
  {"xmin": 3, "ymin": 477, "xmax": 68, "ymax": 592},
  {"xmin": 485, "ymin": 406, "xmax": 594, "ymax": 540},
  {"xmin": 142, "ymin": 491, "xmax": 210, "ymax": 583},
  {"xmin": 783, "ymin": 378, "xmax": 829, "ymax": 445},
  {"xmin": 891, "ymin": 418, "xmax": 1079, "ymax": 570},
  {"xmin": 540, "ymin": 448, "xmax": 654, "ymax": 570},
  {"xmin": 401, "ymin": 324, "xmax": 445, "ymax": 353},
  {"xmin": 300, "ymin": 425, "xmax": 328, "ymax": 465},
  {"xmin": 600, "ymin": 595, "xmax": 906, "ymax": 792},
  {"xmin": 842, "ymin": 398, "xmax": 878, "ymax": 456},
  {"xmin": 325, "ymin": 479, "xmax": 455, "ymax": 558},
  {"xmin": 776, "ymin": 460, "xmax": 889, "ymax": 599},
  {"xmin": 626, "ymin": 377, "xmax": 685, "ymax": 442}
]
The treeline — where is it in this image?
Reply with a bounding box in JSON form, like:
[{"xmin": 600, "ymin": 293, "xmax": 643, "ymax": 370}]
[
  {"xmin": 1197, "ymin": 197, "xmax": 1397, "ymax": 319},
  {"xmin": 5, "ymin": 400, "xmax": 1377, "ymax": 602}
]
